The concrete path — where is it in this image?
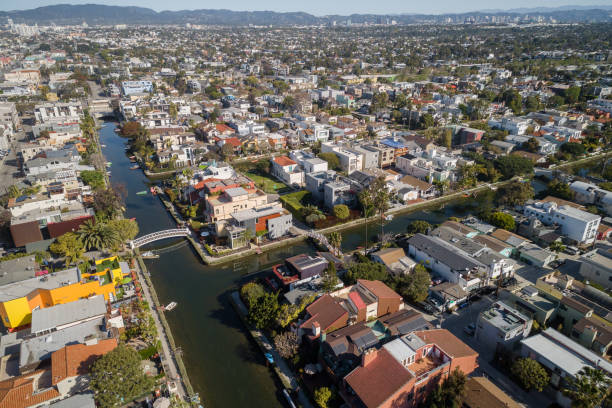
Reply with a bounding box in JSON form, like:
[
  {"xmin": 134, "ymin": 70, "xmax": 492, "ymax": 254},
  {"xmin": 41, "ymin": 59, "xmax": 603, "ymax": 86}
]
[{"xmin": 133, "ymin": 260, "xmax": 188, "ymax": 401}]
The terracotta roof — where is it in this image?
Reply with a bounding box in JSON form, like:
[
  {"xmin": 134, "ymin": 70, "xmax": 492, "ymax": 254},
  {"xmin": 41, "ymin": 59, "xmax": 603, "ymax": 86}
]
[
  {"xmin": 463, "ymin": 377, "xmax": 521, "ymax": 408},
  {"xmin": 0, "ymin": 370, "xmax": 60, "ymax": 408},
  {"xmin": 345, "ymin": 348, "xmax": 413, "ymax": 408},
  {"xmin": 224, "ymin": 137, "xmax": 242, "ymax": 147},
  {"xmin": 273, "ymin": 156, "xmax": 297, "ymax": 167},
  {"xmin": 358, "ymin": 279, "xmax": 402, "ymax": 301},
  {"xmin": 414, "ymin": 329, "xmax": 477, "ymax": 359},
  {"xmin": 349, "ymin": 291, "xmax": 366, "ymax": 310},
  {"xmin": 51, "ymin": 339, "xmax": 117, "ymax": 385},
  {"xmin": 301, "ymin": 294, "xmax": 348, "ymax": 333},
  {"xmin": 372, "ymin": 247, "xmax": 406, "ymax": 267}
]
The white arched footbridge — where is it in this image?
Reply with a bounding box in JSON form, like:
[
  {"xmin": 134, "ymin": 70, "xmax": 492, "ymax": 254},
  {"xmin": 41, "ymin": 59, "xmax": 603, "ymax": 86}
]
[{"xmin": 130, "ymin": 228, "xmax": 190, "ymax": 249}]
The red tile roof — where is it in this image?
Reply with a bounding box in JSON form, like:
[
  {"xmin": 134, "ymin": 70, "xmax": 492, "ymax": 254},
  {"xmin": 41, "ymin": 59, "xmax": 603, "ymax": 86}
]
[
  {"xmin": 224, "ymin": 137, "xmax": 242, "ymax": 147},
  {"xmin": 357, "ymin": 279, "xmax": 402, "ymax": 301},
  {"xmin": 414, "ymin": 329, "xmax": 477, "ymax": 358},
  {"xmin": 0, "ymin": 370, "xmax": 60, "ymax": 408},
  {"xmin": 349, "ymin": 291, "xmax": 366, "ymax": 310},
  {"xmin": 345, "ymin": 348, "xmax": 413, "ymax": 408},
  {"xmin": 51, "ymin": 339, "xmax": 117, "ymax": 385},
  {"xmin": 273, "ymin": 156, "xmax": 297, "ymax": 167},
  {"xmin": 301, "ymin": 294, "xmax": 348, "ymax": 333}
]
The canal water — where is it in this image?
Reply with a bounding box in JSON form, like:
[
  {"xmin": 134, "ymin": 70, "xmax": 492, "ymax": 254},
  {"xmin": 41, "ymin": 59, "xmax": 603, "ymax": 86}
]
[{"xmin": 99, "ymin": 121, "xmax": 497, "ymax": 407}]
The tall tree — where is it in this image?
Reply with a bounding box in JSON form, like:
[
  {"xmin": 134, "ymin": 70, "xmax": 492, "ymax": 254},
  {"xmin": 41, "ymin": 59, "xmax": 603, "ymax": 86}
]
[
  {"xmin": 511, "ymin": 358, "xmax": 549, "ymax": 392},
  {"xmin": 328, "ymin": 232, "xmax": 342, "ymax": 253},
  {"xmin": 107, "ymin": 219, "xmax": 139, "ymax": 247},
  {"xmin": 358, "ymin": 186, "xmax": 375, "ymax": 254},
  {"xmin": 50, "ymin": 232, "xmax": 85, "ymax": 265},
  {"xmin": 321, "ymin": 262, "xmax": 339, "ymax": 292},
  {"xmin": 563, "ymin": 367, "xmax": 611, "ymax": 408},
  {"xmin": 90, "ymin": 345, "xmax": 154, "ymax": 408}
]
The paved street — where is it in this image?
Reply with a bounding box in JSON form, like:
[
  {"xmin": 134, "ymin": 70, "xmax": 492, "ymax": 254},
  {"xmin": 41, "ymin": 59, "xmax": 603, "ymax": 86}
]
[{"xmin": 439, "ymin": 296, "xmax": 553, "ymax": 408}]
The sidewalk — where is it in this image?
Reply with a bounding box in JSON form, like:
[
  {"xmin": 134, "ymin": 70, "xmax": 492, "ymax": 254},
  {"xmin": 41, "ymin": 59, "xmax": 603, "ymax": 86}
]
[
  {"xmin": 133, "ymin": 259, "xmax": 188, "ymax": 400},
  {"xmin": 231, "ymin": 292, "xmax": 314, "ymax": 408}
]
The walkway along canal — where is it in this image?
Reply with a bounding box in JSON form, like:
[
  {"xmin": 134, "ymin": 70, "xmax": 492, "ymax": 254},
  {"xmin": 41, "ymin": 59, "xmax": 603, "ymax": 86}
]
[{"xmin": 99, "ymin": 121, "xmax": 529, "ymax": 407}]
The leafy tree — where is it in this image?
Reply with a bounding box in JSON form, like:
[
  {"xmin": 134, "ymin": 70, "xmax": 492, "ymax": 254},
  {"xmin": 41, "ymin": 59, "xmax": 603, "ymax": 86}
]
[
  {"xmin": 314, "ymin": 387, "xmax": 333, "ymax": 408},
  {"xmin": 333, "ymin": 204, "xmax": 350, "ymax": 220},
  {"xmin": 273, "ymin": 331, "xmax": 300, "ymax": 359},
  {"xmin": 562, "ymin": 366, "xmax": 611, "ymax": 408},
  {"xmin": 221, "ymin": 143, "xmax": 234, "ymax": 160},
  {"xmin": 93, "ymin": 187, "xmax": 125, "ymax": 220},
  {"xmin": 345, "ymin": 261, "xmax": 388, "ymax": 284},
  {"xmin": 421, "ymin": 368, "xmax": 467, "ymax": 408},
  {"xmin": 549, "ymin": 241, "xmax": 566, "ymax": 253},
  {"xmin": 80, "ymin": 170, "xmax": 106, "ymax": 190},
  {"xmin": 318, "ymin": 152, "xmax": 340, "ymax": 170},
  {"xmin": 489, "ymin": 212, "xmax": 516, "ymax": 231},
  {"xmin": 328, "ymin": 232, "xmax": 342, "ymax": 251},
  {"xmin": 302, "ymin": 205, "xmax": 326, "ymax": 225},
  {"xmin": 240, "ymin": 282, "xmax": 265, "ymax": 310},
  {"xmin": 511, "ymin": 358, "xmax": 549, "ymax": 392},
  {"xmin": 90, "ymin": 345, "xmax": 154, "ymax": 408},
  {"xmin": 107, "ymin": 219, "xmax": 139, "ymax": 246},
  {"xmin": 441, "ymin": 128, "xmax": 453, "ymax": 149},
  {"xmin": 8, "ymin": 184, "xmax": 21, "ymax": 198},
  {"xmin": 50, "ymin": 232, "xmax": 85, "ymax": 265},
  {"xmin": 248, "ymin": 292, "xmax": 280, "ymax": 330},
  {"xmin": 419, "ymin": 113, "xmax": 435, "ymax": 129},
  {"xmin": 495, "ymin": 181, "xmax": 534, "ymax": 206},
  {"xmin": 401, "ymin": 264, "xmax": 431, "ymax": 303},
  {"xmin": 407, "ymin": 220, "xmax": 432, "ymax": 235},
  {"xmin": 120, "ymin": 121, "xmax": 145, "ymax": 138},
  {"xmin": 565, "ymin": 86, "xmax": 581, "ymax": 104},
  {"xmin": 522, "ymin": 137, "xmax": 540, "ymax": 153},
  {"xmin": 547, "ymin": 179, "xmax": 575, "ymax": 201},
  {"xmin": 321, "ymin": 262, "xmax": 339, "ymax": 292},
  {"xmin": 494, "ymin": 155, "xmax": 534, "ymax": 179},
  {"xmin": 561, "ymin": 142, "xmax": 586, "ymax": 157},
  {"xmin": 525, "ymin": 95, "xmax": 542, "ymax": 112},
  {"xmin": 499, "ymin": 88, "xmax": 522, "ymax": 115}
]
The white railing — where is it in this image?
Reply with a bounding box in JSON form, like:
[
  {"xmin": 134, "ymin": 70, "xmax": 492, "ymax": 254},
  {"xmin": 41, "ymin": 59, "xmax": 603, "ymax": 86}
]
[{"xmin": 130, "ymin": 228, "xmax": 190, "ymax": 249}]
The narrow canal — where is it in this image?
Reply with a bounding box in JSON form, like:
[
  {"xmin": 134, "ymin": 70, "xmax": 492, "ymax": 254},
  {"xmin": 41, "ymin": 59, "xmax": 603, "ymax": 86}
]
[{"xmin": 98, "ymin": 121, "xmax": 498, "ymax": 407}]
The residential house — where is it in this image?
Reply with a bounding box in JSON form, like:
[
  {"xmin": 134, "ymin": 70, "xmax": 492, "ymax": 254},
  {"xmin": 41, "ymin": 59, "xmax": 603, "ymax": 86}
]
[
  {"xmin": 270, "ymin": 156, "xmax": 304, "ymax": 187},
  {"xmin": 370, "ymin": 247, "xmax": 416, "ymax": 275},
  {"xmin": 571, "ymin": 317, "xmax": 612, "ymax": 356},
  {"xmin": 204, "ymin": 187, "xmax": 269, "ymax": 223},
  {"xmin": 429, "ymin": 282, "xmax": 468, "ymax": 312},
  {"xmin": 475, "ymin": 301, "xmax": 532, "ymax": 352},
  {"xmin": 519, "ymin": 243, "xmax": 556, "ymax": 267},
  {"xmin": 520, "ymin": 328, "xmax": 612, "ymax": 407},
  {"xmin": 570, "ymin": 181, "xmax": 612, "ymax": 216},
  {"xmin": 343, "ymin": 329, "xmax": 478, "ymax": 408},
  {"xmin": 523, "ymin": 201, "xmax": 601, "ymax": 245},
  {"xmin": 578, "ymin": 249, "xmax": 612, "ymax": 290},
  {"xmin": 406, "ymin": 234, "xmax": 485, "ymax": 291}
]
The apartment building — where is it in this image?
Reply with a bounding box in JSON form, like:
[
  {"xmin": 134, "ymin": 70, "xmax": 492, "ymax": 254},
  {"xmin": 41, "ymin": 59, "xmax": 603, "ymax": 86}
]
[
  {"xmin": 475, "ymin": 301, "xmax": 532, "ymax": 351},
  {"xmin": 271, "ymin": 156, "xmax": 304, "ymax": 186},
  {"xmin": 204, "ymin": 186, "xmax": 269, "ymax": 222},
  {"xmin": 523, "ymin": 201, "xmax": 601, "ymax": 245}
]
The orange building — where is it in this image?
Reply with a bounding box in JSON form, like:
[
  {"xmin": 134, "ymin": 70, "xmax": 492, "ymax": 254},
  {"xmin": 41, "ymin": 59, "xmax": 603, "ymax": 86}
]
[
  {"xmin": 0, "ymin": 257, "xmax": 125, "ymax": 329},
  {"xmin": 343, "ymin": 329, "xmax": 478, "ymax": 408}
]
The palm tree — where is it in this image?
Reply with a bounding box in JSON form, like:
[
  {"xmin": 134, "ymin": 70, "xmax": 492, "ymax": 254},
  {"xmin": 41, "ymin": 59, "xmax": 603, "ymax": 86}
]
[
  {"xmin": 78, "ymin": 220, "xmax": 119, "ymax": 251},
  {"xmin": 369, "ymin": 177, "xmax": 391, "ymax": 239},
  {"xmin": 328, "ymin": 232, "xmax": 342, "ymax": 255},
  {"xmin": 563, "ymin": 367, "xmax": 611, "ymax": 408},
  {"xmin": 359, "ymin": 187, "xmax": 375, "ymax": 254}
]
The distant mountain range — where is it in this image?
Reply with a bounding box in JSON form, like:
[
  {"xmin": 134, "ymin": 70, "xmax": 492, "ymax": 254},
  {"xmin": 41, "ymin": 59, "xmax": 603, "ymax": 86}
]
[{"xmin": 1, "ymin": 4, "xmax": 612, "ymax": 26}]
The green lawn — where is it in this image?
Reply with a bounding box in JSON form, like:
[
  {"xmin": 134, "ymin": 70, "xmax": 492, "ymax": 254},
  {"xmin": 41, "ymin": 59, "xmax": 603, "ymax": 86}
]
[
  {"xmin": 246, "ymin": 171, "xmax": 289, "ymax": 193},
  {"xmin": 279, "ymin": 190, "xmax": 312, "ymax": 220}
]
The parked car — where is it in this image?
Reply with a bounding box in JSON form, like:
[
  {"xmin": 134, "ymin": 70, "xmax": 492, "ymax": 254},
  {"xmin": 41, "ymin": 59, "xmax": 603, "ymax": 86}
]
[{"xmin": 464, "ymin": 323, "xmax": 476, "ymax": 336}]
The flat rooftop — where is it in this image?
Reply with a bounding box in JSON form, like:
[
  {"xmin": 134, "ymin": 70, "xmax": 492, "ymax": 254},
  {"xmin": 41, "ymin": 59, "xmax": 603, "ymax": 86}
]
[
  {"xmin": 0, "ymin": 268, "xmax": 80, "ymax": 302},
  {"xmin": 0, "ymin": 257, "xmax": 39, "ymax": 286}
]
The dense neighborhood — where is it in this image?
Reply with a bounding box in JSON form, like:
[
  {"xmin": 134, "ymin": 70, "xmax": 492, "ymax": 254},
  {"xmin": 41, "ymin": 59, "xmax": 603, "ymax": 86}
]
[{"xmin": 0, "ymin": 5, "xmax": 611, "ymax": 408}]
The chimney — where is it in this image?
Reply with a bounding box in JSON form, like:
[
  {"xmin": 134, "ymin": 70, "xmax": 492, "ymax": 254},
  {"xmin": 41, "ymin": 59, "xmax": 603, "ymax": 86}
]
[
  {"xmin": 312, "ymin": 322, "xmax": 320, "ymax": 337},
  {"xmin": 362, "ymin": 348, "xmax": 378, "ymax": 367}
]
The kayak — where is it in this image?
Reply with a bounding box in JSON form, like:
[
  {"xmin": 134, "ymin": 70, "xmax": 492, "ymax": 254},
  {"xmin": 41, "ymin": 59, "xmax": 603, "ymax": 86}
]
[{"xmin": 136, "ymin": 190, "xmax": 147, "ymax": 195}]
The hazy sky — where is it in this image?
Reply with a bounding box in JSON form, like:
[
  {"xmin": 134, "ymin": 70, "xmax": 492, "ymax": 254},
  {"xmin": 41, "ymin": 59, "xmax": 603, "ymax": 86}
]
[{"xmin": 1, "ymin": 0, "xmax": 611, "ymax": 15}]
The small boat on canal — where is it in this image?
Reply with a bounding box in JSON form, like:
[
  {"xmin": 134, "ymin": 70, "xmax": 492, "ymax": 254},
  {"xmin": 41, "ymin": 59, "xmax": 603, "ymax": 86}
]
[
  {"xmin": 164, "ymin": 301, "xmax": 178, "ymax": 311},
  {"xmin": 130, "ymin": 165, "xmax": 139, "ymax": 170},
  {"xmin": 136, "ymin": 190, "xmax": 147, "ymax": 195}
]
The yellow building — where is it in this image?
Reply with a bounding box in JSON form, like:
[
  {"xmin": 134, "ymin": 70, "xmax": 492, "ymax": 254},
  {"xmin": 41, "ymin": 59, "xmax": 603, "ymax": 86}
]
[{"xmin": 0, "ymin": 257, "xmax": 127, "ymax": 330}]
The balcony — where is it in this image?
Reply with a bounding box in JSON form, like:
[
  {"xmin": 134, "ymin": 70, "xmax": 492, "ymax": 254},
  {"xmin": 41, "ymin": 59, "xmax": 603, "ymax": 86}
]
[{"xmin": 407, "ymin": 355, "xmax": 450, "ymax": 384}]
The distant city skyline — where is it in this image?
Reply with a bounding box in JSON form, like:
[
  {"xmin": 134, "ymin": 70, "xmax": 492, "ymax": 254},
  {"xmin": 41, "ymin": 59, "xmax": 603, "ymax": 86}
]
[{"xmin": 2, "ymin": 0, "xmax": 612, "ymax": 16}]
